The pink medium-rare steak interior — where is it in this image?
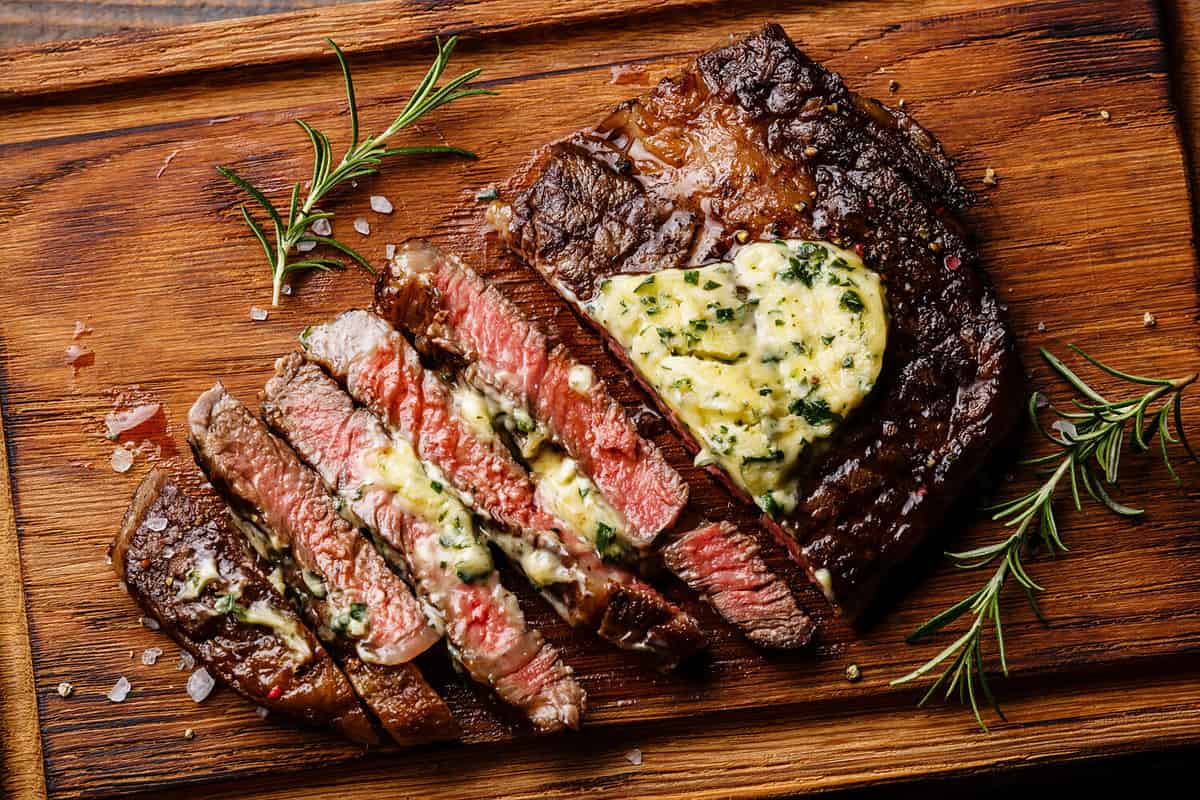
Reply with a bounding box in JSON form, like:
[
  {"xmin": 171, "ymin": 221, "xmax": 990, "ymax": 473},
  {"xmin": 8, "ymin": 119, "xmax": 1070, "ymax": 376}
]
[{"xmin": 300, "ymin": 310, "xmax": 708, "ymax": 666}]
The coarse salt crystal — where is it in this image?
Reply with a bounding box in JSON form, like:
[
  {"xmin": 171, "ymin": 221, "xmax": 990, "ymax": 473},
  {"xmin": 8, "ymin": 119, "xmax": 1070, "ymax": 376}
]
[
  {"xmin": 1143, "ymin": 311, "xmax": 1157, "ymax": 328},
  {"xmin": 311, "ymin": 218, "xmax": 332, "ymax": 237},
  {"xmin": 107, "ymin": 676, "xmax": 131, "ymax": 702},
  {"xmin": 73, "ymin": 320, "xmax": 92, "ymax": 339},
  {"xmin": 142, "ymin": 647, "xmax": 163, "ymax": 666},
  {"xmin": 1037, "ymin": 322, "xmax": 1046, "ymax": 333},
  {"xmin": 105, "ymin": 403, "xmax": 161, "ymax": 440},
  {"xmin": 110, "ymin": 447, "xmax": 134, "ymax": 473},
  {"xmin": 250, "ymin": 306, "xmax": 269, "ymax": 322},
  {"xmin": 1034, "ymin": 392, "xmax": 1049, "ymax": 409},
  {"xmin": 187, "ymin": 667, "xmax": 215, "ymax": 703},
  {"xmin": 255, "ymin": 706, "xmax": 270, "ymax": 719},
  {"xmin": 1052, "ymin": 420, "xmax": 1077, "ymax": 439},
  {"xmin": 57, "ymin": 682, "xmax": 74, "ymax": 698},
  {"xmin": 282, "ymin": 284, "xmax": 294, "ymax": 296},
  {"xmin": 353, "ymin": 217, "xmax": 371, "ymax": 236},
  {"xmin": 63, "ymin": 344, "xmax": 92, "ymax": 367},
  {"xmin": 624, "ymin": 748, "xmax": 643, "ymax": 766},
  {"xmin": 177, "ymin": 651, "xmax": 196, "ymax": 671},
  {"xmin": 370, "ymin": 195, "xmax": 394, "ymax": 214},
  {"xmin": 141, "ymin": 615, "xmax": 161, "ymax": 630},
  {"xmin": 385, "ymin": 243, "xmax": 396, "ymax": 260},
  {"xmin": 145, "ymin": 516, "xmax": 168, "ymax": 533},
  {"xmin": 297, "ymin": 239, "xmax": 317, "ymax": 253},
  {"xmin": 156, "ymin": 148, "xmax": 180, "ymax": 178}
]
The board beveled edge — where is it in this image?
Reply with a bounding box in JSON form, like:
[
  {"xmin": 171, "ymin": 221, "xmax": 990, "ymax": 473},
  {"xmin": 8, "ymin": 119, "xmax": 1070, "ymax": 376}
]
[
  {"xmin": 0, "ymin": 0, "xmax": 719, "ymax": 102},
  {"xmin": 0, "ymin": 323, "xmax": 50, "ymax": 800},
  {"xmin": 112, "ymin": 656, "xmax": 1200, "ymax": 800}
]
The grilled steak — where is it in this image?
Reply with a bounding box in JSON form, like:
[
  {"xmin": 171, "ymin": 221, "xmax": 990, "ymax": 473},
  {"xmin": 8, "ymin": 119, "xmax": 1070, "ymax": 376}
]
[
  {"xmin": 495, "ymin": 24, "xmax": 1023, "ymax": 621},
  {"xmin": 375, "ymin": 240, "xmax": 687, "ymax": 544},
  {"xmin": 187, "ymin": 384, "xmax": 457, "ymax": 744},
  {"xmin": 112, "ymin": 468, "xmax": 375, "ymax": 743},
  {"xmin": 299, "ymin": 310, "xmax": 706, "ymax": 666},
  {"xmin": 663, "ymin": 523, "xmax": 813, "ymax": 649},
  {"xmin": 264, "ymin": 353, "xmax": 585, "ymax": 732}
]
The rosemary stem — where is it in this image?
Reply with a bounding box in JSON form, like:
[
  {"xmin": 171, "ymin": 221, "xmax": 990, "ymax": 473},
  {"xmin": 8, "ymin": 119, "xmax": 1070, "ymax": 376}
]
[
  {"xmin": 1172, "ymin": 373, "xmax": 1198, "ymax": 391},
  {"xmin": 896, "ymin": 345, "xmax": 1197, "ymax": 730},
  {"xmin": 219, "ymin": 36, "xmax": 489, "ymax": 305}
]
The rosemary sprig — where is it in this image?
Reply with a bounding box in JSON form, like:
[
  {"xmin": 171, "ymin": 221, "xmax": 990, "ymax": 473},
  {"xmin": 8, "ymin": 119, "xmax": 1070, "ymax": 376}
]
[
  {"xmin": 217, "ymin": 36, "xmax": 494, "ymax": 305},
  {"xmin": 891, "ymin": 345, "xmax": 1197, "ymax": 730}
]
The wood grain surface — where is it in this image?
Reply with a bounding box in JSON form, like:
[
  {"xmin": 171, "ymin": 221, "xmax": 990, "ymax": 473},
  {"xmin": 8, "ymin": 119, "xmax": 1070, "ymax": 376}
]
[
  {"xmin": 0, "ymin": 1, "xmax": 341, "ymax": 48},
  {"xmin": 2, "ymin": 0, "xmax": 1199, "ymax": 798}
]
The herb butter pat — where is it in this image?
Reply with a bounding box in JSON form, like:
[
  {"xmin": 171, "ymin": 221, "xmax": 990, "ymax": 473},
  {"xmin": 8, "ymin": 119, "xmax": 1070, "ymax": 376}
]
[{"xmin": 586, "ymin": 240, "xmax": 887, "ymax": 512}]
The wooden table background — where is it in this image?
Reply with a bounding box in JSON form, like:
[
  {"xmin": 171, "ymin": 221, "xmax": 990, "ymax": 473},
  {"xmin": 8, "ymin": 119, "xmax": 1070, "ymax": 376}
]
[{"xmin": 2, "ymin": 1, "xmax": 1199, "ymax": 797}]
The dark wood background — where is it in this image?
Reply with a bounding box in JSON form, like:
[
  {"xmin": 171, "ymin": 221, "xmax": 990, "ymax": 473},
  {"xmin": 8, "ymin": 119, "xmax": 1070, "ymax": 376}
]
[{"xmin": 2, "ymin": 0, "xmax": 1200, "ymax": 798}]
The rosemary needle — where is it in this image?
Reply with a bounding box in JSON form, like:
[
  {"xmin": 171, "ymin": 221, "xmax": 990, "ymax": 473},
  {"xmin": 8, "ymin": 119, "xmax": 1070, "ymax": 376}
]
[
  {"xmin": 217, "ymin": 36, "xmax": 494, "ymax": 305},
  {"xmin": 892, "ymin": 344, "xmax": 1197, "ymax": 730}
]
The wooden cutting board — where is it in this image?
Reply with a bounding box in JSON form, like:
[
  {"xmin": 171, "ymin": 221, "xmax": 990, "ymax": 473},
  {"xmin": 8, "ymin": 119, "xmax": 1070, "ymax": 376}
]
[{"xmin": 2, "ymin": 0, "xmax": 1199, "ymax": 797}]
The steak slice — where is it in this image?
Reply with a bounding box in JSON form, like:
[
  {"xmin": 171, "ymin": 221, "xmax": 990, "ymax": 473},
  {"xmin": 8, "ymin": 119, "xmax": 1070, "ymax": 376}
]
[
  {"xmin": 496, "ymin": 24, "xmax": 1023, "ymax": 621},
  {"xmin": 299, "ymin": 310, "xmax": 706, "ymax": 667},
  {"xmin": 111, "ymin": 467, "xmax": 375, "ymax": 743},
  {"xmin": 187, "ymin": 384, "xmax": 457, "ymax": 745},
  {"xmin": 264, "ymin": 353, "xmax": 585, "ymax": 732},
  {"xmin": 663, "ymin": 523, "xmax": 813, "ymax": 649},
  {"xmin": 375, "ymin": 240, "xmax": 687, "ymax": 545}
]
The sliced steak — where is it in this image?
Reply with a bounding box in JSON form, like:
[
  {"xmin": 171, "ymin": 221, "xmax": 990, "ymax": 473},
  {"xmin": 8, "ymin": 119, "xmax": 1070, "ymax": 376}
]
[
  {"xmin": 663, "ymin": 523, "xmax": 813, "ymax": 649},
  {"xmin": 496, "ymin": 24, "xmax": 1023, "ymax": 621},
  {"xmin": 375, "ymin": 240, "xmax": 687, "ymax": 544},
  {"xmin": 375, "ymin": 244, "xmax": 810, "ymax": 651},
  {"xmin": 299, "ymin": 310, "xmax": 706, "ymax": 667},
  {"xmin": 264, "ymin": 353, "xmax": 584, "ymax": 732},
  {"xmin": 111, "ymin": 467, "xmax": 375, "ymax": 743},
  {"xmin": 187, "ymin": 384, "xmax": 457, "ymax": 744}
]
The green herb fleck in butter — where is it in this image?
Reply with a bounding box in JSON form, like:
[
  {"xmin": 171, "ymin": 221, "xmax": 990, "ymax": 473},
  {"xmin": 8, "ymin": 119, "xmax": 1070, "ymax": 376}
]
[{"xmin": 586, "ymin": 240, "xmax": 887, "ymax": 512}]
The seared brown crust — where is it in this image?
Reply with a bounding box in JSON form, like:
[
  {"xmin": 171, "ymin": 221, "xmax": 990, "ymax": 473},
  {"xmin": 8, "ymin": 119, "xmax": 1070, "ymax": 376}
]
[
  {"xmin": 500, "ymin": 24, "xmax": 1023, "ymax": 621},
  {"xmin": 337, "ymin": 658, "xmax": 459, "ymax": 746},
  {"xmin": 112, "ymin": 468, "xmax": 376, "ymax": 743},
  {"xmin": 598, "ymin": 581, "xmax": 712, "ymax": 658}
]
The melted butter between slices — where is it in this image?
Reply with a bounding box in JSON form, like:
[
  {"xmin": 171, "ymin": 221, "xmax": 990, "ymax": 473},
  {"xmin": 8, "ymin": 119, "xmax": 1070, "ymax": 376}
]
[
  {"xmin": 527, "ymin": 449, "xmax": 628, "ymax": 562},
  {"xmin": 362, "ymin": 438, "xmax": 494, "ymax": 583},
  {"xmin": 586, "ymin": 239, "xmax": 887, "ymax": 513},
  {"xmin": 453, "ymin": 381, "xmax": 633, "ymax": 560},
  {"xmin": 239, "ymin": 599, "xmax": 313, "ymax": 660}
]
